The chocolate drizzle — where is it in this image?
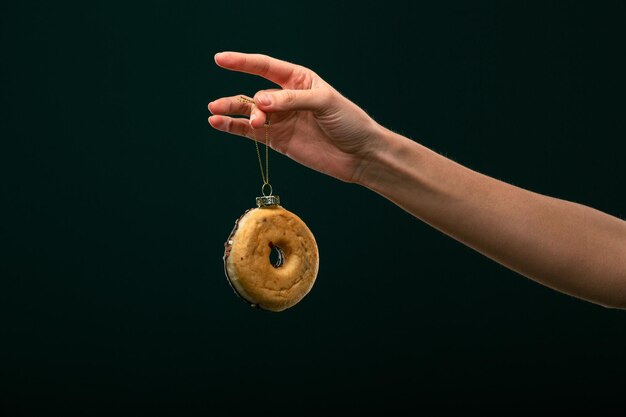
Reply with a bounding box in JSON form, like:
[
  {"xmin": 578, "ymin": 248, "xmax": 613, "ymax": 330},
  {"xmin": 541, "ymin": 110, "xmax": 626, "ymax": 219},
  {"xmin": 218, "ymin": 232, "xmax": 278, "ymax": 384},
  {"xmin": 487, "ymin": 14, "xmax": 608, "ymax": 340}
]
[{"xmin": 222, "ymin": 208, "xmax": 261, "ymax": 309}]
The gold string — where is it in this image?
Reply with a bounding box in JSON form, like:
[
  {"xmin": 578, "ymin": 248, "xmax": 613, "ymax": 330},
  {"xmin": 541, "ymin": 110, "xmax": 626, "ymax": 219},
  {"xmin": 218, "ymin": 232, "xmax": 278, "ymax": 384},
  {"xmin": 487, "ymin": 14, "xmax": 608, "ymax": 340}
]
[{"xmin": 237, "ymin": 96, "xmax": 272, "ymax": 196}]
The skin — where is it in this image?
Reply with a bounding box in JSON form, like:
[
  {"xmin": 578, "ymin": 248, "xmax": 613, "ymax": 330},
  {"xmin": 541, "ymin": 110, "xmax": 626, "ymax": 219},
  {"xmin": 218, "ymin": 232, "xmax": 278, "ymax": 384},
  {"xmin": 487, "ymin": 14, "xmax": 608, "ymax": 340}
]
[{"xmin": 208, "ymin": 51, "xmax": 626, "ymax": 309}]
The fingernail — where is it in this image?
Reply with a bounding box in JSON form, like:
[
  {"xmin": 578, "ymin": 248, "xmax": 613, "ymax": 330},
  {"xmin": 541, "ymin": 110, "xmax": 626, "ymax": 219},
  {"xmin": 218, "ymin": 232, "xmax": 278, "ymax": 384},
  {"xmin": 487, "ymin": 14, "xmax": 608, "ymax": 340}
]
[
  {"xmin": 250, "ymin": 113, "xmax": 257, "ymax": 124},
  {"xmin": 257, "ymin": 94, "xmax": 271, "ymax": 106}
]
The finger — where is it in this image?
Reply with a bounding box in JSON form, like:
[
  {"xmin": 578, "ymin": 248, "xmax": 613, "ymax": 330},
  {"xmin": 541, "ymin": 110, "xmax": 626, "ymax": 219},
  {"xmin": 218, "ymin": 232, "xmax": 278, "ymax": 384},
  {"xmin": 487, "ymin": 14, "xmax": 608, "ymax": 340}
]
[
  {"xmin": 253, "ymin": 88, "xmax": 331, "ymax": 113},
  {"xmin": 248, "ymin": 88, "xmax": 278, "ymax": 128},
  {"xmin": 208, "ymin": 94, "xmax": 254, "ymax": 116},
  {"xmin": 208, "ymin": 115, "xmax": 263, "ymax": 142},
  {"xmin": 214, "ymin": 51, "xmax": 299, "ymax": 86},
  {"xmin": 249, "ymin": 106, "xmax": 268, "ymax": 129},
  {"xmin": 207, "ymin": 95, "xmax": 269, "ymax": 129}
]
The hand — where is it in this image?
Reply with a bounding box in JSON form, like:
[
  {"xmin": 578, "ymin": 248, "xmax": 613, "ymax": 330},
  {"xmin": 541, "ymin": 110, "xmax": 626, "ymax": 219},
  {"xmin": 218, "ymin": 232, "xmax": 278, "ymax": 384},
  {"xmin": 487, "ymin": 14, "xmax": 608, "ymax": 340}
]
[{"xmin": 208, "ymin": 52, "xmax": 382, "ymax": 183}]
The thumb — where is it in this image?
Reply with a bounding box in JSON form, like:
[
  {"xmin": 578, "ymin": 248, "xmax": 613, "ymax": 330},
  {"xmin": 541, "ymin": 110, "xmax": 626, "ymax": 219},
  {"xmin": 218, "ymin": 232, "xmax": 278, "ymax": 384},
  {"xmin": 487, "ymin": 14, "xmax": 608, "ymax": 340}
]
[{"xmin": 254, "ymin": 88, "xmax": 331, "ymax": 113}]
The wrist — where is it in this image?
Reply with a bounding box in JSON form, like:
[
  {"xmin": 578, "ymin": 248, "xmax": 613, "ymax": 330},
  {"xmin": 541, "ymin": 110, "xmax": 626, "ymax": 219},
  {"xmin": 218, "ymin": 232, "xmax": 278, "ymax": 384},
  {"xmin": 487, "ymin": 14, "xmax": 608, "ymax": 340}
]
[{"xmin": 354, "ymin": 124, "xmax": 422, "ymax": 191}]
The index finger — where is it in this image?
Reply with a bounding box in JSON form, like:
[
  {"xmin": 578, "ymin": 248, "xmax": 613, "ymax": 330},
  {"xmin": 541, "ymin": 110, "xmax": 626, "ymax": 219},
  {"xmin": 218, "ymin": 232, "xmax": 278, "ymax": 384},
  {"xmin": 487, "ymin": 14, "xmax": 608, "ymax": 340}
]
[{"xmin": 214, "ymin": 51, "xmax": 298, "ymax": 86}]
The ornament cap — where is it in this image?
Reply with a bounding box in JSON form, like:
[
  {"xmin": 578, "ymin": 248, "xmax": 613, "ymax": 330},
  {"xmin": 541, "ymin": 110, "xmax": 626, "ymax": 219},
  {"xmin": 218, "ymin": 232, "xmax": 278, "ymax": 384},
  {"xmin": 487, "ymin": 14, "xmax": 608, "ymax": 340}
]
[{"xmin": 256, "ymin": 195, "xmax": 280, "ymax": 208}]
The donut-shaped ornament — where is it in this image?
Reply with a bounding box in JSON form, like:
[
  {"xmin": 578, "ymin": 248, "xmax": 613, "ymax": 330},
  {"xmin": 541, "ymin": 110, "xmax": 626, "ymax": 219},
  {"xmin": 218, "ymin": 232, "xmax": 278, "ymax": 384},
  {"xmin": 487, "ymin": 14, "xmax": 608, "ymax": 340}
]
[{"xmin": 223, "ymin": 194, "xmax": 319, "ymax": 312}]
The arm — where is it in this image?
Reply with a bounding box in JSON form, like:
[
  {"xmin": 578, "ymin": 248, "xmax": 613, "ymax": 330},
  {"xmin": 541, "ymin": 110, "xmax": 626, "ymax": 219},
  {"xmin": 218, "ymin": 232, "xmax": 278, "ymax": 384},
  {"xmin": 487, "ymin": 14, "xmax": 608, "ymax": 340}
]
[
  {"xmin": 359, "ymin": 127, "xmax": 626, "ymax": 309},
  {"xmin": 208, "ymin": 51, "xmax": 626, "ymax": 309}
]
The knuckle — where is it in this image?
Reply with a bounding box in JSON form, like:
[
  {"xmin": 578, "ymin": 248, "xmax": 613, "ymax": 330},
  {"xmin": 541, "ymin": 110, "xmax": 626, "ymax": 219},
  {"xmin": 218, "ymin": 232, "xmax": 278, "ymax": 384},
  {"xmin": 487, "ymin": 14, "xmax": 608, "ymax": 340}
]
[
  {"xmin": 283, "ymin": 90, "xmax": 296, "ymax": 104},
  {"xmin": 256, "ymin": 55, "xmax": 271, "ymax": 76},
  {"xmin": 224, "ymin": 118, "xmax": 233, "ymax": 132},
  {"xmin": 319, "ymin": 88, "xmax": 333, "ymax": 105},
  {"xmin": 291, "ymin": 67, "xmax": 309, "ymax": 86}
]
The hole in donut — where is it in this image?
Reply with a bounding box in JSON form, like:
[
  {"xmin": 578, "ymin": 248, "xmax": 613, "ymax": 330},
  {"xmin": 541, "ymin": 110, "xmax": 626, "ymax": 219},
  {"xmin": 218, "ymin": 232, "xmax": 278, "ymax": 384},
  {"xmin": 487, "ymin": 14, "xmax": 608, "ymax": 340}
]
[{"xmin": 269, "ymin": 242, "xmax": 284, "ymax": 268}]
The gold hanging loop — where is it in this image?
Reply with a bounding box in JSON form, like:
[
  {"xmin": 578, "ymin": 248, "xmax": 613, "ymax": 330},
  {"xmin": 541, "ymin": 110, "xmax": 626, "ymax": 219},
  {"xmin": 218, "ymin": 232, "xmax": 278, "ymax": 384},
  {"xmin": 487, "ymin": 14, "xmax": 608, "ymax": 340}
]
[{"xmin": 238, "ymin": 96, "xmax": 280, "ymax": 207}]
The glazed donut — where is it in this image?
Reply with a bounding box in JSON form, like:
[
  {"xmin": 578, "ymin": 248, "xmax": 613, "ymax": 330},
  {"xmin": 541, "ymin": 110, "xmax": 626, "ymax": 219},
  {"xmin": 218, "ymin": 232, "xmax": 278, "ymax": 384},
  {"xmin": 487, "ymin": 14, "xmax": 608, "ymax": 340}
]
[{"xmin": 223, "ymin": 206, "xmax": 319, "ymax": 312}]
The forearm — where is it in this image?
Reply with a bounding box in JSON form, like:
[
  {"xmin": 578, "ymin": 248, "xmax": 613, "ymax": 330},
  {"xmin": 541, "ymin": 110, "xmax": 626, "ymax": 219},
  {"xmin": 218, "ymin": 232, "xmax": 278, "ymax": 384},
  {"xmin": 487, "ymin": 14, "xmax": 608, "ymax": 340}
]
[{"xmin": 358, "ymin": 126, "xmax": 626, "ymax": 308}]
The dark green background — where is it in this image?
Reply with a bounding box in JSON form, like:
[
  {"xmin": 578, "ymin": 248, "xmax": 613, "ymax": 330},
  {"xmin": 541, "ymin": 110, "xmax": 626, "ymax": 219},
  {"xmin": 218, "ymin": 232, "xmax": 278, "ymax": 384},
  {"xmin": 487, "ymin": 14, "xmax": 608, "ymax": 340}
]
[{"xmin": 1, "ymin": 1, "xmax": 625, "ymax": 415}]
